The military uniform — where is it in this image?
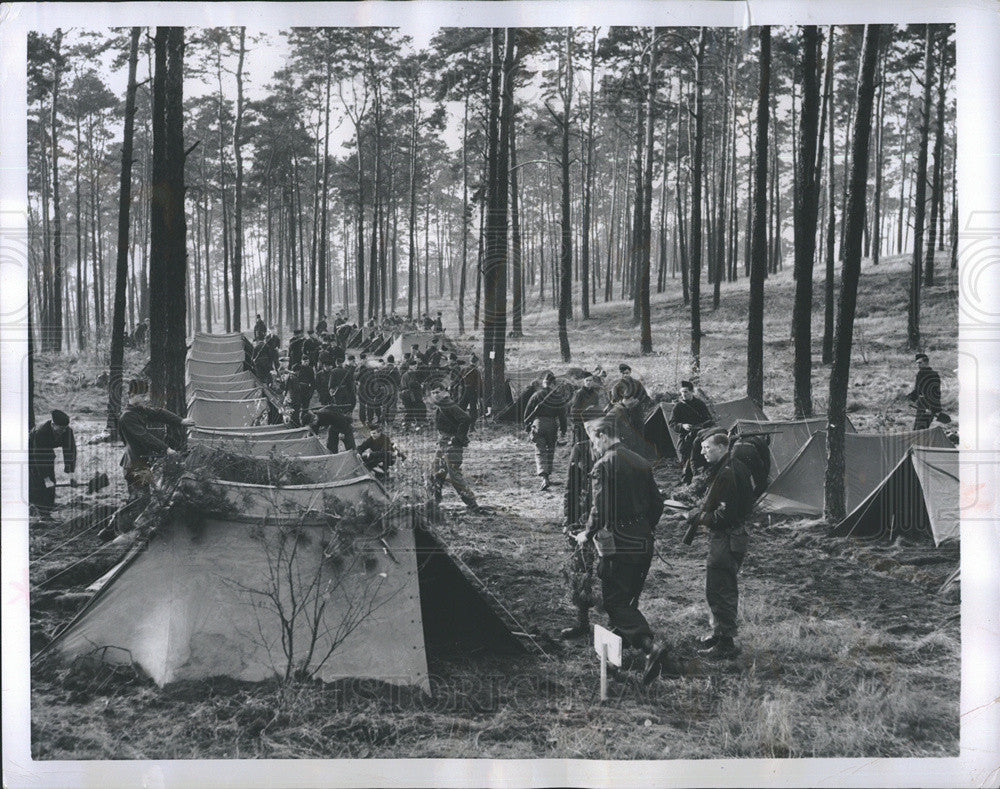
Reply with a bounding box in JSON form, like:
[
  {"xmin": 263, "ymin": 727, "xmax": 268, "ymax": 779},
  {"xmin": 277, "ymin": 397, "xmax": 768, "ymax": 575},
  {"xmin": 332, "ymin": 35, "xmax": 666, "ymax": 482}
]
[
  {"xmin": 28, "ymin": 419, "xmax": 77, "ymax": 510},
  {"xmin": 584, "ymin": 443, "xmax": 664, "ymax": 649},
  {"xmin": 311, "ymin": 404, "xmax": 356, "ymax": 454},
  {"xmin": 524, "ymin": 385, "xmax": 568, "ymax": 481},
  {"xmin": 908, "ymin": 365, "xmax": 942, "ymax": 430},
  {"xmin": 669, "ymin": 396, "xmax": 714, "ymax": 479},
  {"xmin": 426, "ymin": 397, "xmax": 478, "ymax": 510},
  {"xmin": 118, "ymin": 404, "xmax": 184, "ymax": 495},
  {"xmin": 400, "ymin": 368, "xmax": 426, "ymax": 427},
  {"xmin": 692, "ymin": 454, "xmax": 755, "ymax": 642},
  {"xmin": 561, "ymin": 438, "xmax": 597, "ymax": 637},
  {"xmin": 569, "ymin": 385, "xmax": 604, "ymax": 444}
]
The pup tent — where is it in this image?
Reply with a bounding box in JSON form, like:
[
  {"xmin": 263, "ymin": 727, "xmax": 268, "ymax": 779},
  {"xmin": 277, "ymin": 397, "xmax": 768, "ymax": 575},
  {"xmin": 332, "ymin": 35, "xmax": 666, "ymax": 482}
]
[
  {"xmin": 643, "ymin": 395, "xmax": 769, "ymax": 460},
  {"xmin": 831, "ymin": 445, "xmax": 960, "ymax": 545},
  {"xmin": 756, "ymin": 426, "xmax": 953, "ymax": 518},
  {"xmin": 734, "ymin": 417, "xmax": 857, "ymax": 483},
  {"xmin": 43, "ymin": 331, "xmax": 524, "ymax": 689}
]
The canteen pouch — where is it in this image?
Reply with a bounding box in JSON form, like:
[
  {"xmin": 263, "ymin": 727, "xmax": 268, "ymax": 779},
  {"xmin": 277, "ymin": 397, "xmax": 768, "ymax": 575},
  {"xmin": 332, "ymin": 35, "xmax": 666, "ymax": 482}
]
[{"xmin": 593, "ymin": 527, "xmax": 616, "ymax": 560}]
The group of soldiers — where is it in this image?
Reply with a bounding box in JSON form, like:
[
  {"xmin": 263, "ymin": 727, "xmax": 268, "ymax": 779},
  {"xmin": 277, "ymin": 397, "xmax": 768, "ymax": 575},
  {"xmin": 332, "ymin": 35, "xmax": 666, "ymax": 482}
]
[{"xmin": 29, "ymin": 322, "xmax": 949, "ymax": 686}]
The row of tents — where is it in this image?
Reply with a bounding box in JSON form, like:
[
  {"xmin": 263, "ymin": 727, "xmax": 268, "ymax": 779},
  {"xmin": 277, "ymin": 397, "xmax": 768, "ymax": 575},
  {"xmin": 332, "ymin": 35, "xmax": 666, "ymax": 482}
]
[
  {"xmin": 641, "ymin": 393, "xmax": 958, "ymax": 546},
  {"xmin": 41, "ymin": 332, "xmax": 524, "ymax": 690}
]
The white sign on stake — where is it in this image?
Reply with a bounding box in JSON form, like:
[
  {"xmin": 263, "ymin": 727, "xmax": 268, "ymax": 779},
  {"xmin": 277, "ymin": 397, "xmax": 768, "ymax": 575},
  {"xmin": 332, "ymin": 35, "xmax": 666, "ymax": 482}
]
[{"xmin": 593, "ymin": 624, "xmax": 622, "ymax": 702}]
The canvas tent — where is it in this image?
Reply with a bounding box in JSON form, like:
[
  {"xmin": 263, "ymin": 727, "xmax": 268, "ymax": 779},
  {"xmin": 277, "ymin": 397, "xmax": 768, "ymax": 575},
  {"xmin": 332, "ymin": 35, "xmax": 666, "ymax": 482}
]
[
  {"xmin": 757, "ymin": 427, "xmax": 953, "ymax": 517},
  {"xmin": 187, "ymin": 396, "xmax": 268, "ymax": 428},
  {"xmin": 384, "ymin": 331, "xmax": 461, "ymax": 362},
  {"xmin": 734, "ymin": 417, "xmax": 856, "ymax": 483},
  {"xmin": 188, "ymin": 432, "xmax": 328, "ymax": 457},
  {"xmin": 42, "ymin": 467, "xmax": 523, "ymax": 689},
  {"xmin": 831, "ymin": 446, "xmax": 959, "ymax": 546},
  {"xmin": 643, "ymin": 395, "xmax": 768, "ymax": 460}
]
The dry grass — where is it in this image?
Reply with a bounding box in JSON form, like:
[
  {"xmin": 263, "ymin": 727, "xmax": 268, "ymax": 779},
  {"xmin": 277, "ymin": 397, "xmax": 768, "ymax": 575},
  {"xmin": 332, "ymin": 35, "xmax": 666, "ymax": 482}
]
[{"xmin": 28, "ymin": 253, "xmax": 959, "ymax": 759}]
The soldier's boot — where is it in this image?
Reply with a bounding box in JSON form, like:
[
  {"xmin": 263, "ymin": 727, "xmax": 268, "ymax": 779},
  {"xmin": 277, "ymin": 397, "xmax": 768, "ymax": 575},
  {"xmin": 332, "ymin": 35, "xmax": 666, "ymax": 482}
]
[
  {"xmin": 698, "ymin": 636, "xmax": 739, "ymax": 659},
  {"xmin": 697, "ymin": 633, "xmax": 719, "ymax": 649},
  {"xmin": 559, "ymin": 612, "xmax": 590, "ymax": 640},
  {"xmin": 642, "ymin": 638, "xmax": 670, "ymax": 685},
  {"xmin": 540, "ymin": 473, "xmax": 551, "ymax": 491}
]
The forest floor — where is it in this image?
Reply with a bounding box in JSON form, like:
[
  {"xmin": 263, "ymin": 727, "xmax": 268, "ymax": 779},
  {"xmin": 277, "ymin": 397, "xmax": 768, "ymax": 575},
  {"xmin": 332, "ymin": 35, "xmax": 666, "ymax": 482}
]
[{"xmin": 27, "ymin": 253, "xmax": 961, "ymax": 759}]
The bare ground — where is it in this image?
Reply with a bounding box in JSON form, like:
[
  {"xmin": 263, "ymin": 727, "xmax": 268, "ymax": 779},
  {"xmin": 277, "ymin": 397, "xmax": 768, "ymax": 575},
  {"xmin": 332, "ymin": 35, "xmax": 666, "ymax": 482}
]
[{"xmin": 27, "ymin": 254, "xmax": 960, "ymax": 759}]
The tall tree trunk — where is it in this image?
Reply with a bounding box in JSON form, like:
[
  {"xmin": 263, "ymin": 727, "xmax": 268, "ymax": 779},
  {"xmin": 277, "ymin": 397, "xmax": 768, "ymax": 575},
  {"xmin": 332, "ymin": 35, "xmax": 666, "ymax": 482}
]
[
  {"xmin": 107, "ymin": 28, "xmax": 140, "ymax": 438},
  {"xmin": 872, "ymin": 48, "xmax": 885, "ymax": 265},
  {"xmin": 557, "ymin": 28, "xmax": 573, "ymax": 363},
  {"xmin": 458, "ymin": 94, "xmax": 469, "ymax": 334},
  {"xmin": 822, "ymin": 26, "xmax": 837, "ymax": 364},
  {"xmin": 50, "ymin": 28, "xmax": 64, "ymax": 353},
  {"xmin": 581, "ymin": 27, "xmax": 597, "ymax": 320},
  {"xmin": 232, "ymin": 28, "xmax": 246, "ymax": 331},
  {"xmin": 689, "ymin": 28, "xmax": 706, "ymax": 377},
  {"xmin": 825, "ymin": 24, "xmax": 880, "ymax": 522},
  {"xmin": 924, "ymin": 33, "xmax": 947, "ymax": 287},
  {"xmin": 908, "ymin": 25, "xmax": 934, "ymax": 349},
  {"xmin": 791, "ymin": 26, "xmax": 821, "ymax": 418},
  {"xmin": 747, "ymin": 26, "xmax": 770, "ymax": 408},
  {"xmin": 510, "ymin": 103, "xmax": 524, "ymax": 338},
  {"xmin": 483, "ymin": 28, "xmax": 513, "ymax": 408},
  {"xmin": 639, "ymin": 28, "xmax": 657, "ymax": 354},
  {"xmin": 149, "ymin": 27, "xmax": 187, "ymax": 419}
]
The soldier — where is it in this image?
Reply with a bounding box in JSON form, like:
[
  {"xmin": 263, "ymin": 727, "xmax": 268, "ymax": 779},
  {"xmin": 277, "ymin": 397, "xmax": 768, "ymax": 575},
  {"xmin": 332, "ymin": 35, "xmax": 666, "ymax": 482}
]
[
  {"xmin": 433, "ymin": 311, "xmax": 444, "ymax": 332},
  {"xmin": 356, "ymin": 355, "xmax": 372, "ymax": 424},
  {"xmin": 574, "ymin": 417, "xmax": 669, "ymax": 684},
  {"xmin": 327, "ymin": 357, "xmax": 357, "ymax": 417},
  {"xmin": 288, "ymin": 328, "xmax": 305, "ymax": 369},
  {"xmin": 358, "ymin": 419, "xmax": 406, "ymax": 476},
  {"xmin": 569, "ymin": 375, "xmax": 604, "ymax": 444},
  {"xmin": 685, "ymin": 431, "xmax": 755, "ymax": 659},
  {"xmin": 314, "ymin": 351, "xmax": 335, "ymax": 406},
  {"xmin": 458, "ymin": 353, "xmax": 483, "ymax": 429},
  {"xmin": 118, "ymin": 379, "xmax": 194, "ymax": 496},
  {"xmin": 669, "ymin": 380, "xmax": 715, "ymax": 482},
  {"xmin": 314, "ymin": 314, "xmax": 328, "ymax": 336},
  {"xmin": 28, "ymin": 409, "xmax": 77, "ymax": 512},
  {"xmin": 253, "ymin": 313, "xmax": 267, "ymax": 342},
  {"xmin": 400, "ymin": 363, "xmax": 426, "ymax": 429},
  {"xmin": 609, "ymin": 363, "xmax": 648, "ymax": 405},
  {"xmin": 252, "ymin": 334, "xmax": 280, "ymax": 385},
  {"xmin": 303, "ymin": 329, "xmax": 321, "ymax": 368},
  {"xmin": 382, "ymin": 354, "xmax": 401, "ymax": 424},
  {"xmin": 305, "ymin": 403, "xmax": 356, "ymax": 454},
  {"xmin": 523, "ymin": 371, "xmax": 568, "ymax": 490},
  {"xmin": 559, "ymin": 427, "xmax": 597, "ymax": 639},
  {"xmin": 426, "ymin": 387, "xmax": 480, "ymax": 513},
  {"xmin": 907, "ymin": 353, "xmax": 942, "ymax": 430}
]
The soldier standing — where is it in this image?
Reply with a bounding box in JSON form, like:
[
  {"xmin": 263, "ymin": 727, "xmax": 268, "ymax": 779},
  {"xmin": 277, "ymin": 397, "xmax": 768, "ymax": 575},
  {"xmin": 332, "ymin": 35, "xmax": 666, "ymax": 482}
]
[
  {"xmin": 574, "ymin": 417, "xmax": 670, "ymax": 683},
  {"xmin": 907, "ymin": 353, "xmax": 942, "ymax": 430},
  {"xmin": 426, "ymin": 387, "xmax": 480, "ymax": 513},
  {"xmin": 118, "ymin": 379, "xmax": 194, "ymax": 496},
  {"xmin": 560, "ymin": 427, "xmax": 597, "ymax": 639},
  {"xmin": 669, "ymin": 380, "xmax": 715, "ymax": 482},
  {"xmin": 253, "ymin": 313, "xmax": 267, "ymax": 342},
  {"xmin": 686, "ymin": 431, "xmax": 755, "ymax": 659},
  {"xmin": 523, "ymin": 371, "xmax": 568, "ymax": 490},
  {"xmin": 569, "ymin": 375, "xmax": 604, "ymax": 444}
]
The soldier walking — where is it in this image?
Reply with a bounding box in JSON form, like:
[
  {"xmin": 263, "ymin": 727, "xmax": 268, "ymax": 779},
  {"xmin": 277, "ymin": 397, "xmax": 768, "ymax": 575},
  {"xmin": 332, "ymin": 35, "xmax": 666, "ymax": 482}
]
[
  {"xmin": 426, "ymin": 387, "xmax": 481, "ymax": 514},
  {"xmin": 523, "ymin": 371, "xmax": 568, "ymax": 490}
]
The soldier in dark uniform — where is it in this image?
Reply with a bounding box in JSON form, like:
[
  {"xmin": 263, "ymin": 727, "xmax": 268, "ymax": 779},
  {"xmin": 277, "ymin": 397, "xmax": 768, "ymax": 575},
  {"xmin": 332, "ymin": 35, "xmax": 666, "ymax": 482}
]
[
  {"xmin": 327, "ymin": 358, "xmax": 357, "ymax": 418},
  {"xmin": 382, "ymin": 355, "xmax": 401, "ymax": 424},
  {"xmin": 253, "ymin": 313, "xmax": 267, "ymax": 341},
  {"xmin": 686, "ymin": 431, "xmax": 755, "ymax": 659},
  {"xmin": 458, "ymin": 354, "xmax": 483, "ymax": 429},
  {"xmin": 253, "ymin": 334, "xmax": 281, "ymax": 385},
  {"xmin": 524, "ymin": 371, "xmax": 568, "ymax": 490},
  {"xmin": 118, "ymin": 379, "xmax": 194, "ymax": 496},
  {"xmin": 356, "ymin": 356, "xmax": 372, "ymax": 425},
  {"xmin": 569, "ymin": 375, "xmax": 604, "ymax": 444},
  {"xmin": 907, "ymin": 353, "xmax": 942, "ymax": 430},
  {"xmin": 303, "ymin": 329, "xmax": 321, "ymax": 368},
  {"xmin": 400, "ymin": 363, "xmax": 426, "ymax": 429},
  {"xmin": 560, "ymin": 428, "xmax": 597, "ymax": 639},
  {"xmin": 314, "ymin": 352, "xmax": 334, "ymax": 406},
  {"xmin": 288, "ymin": 328, "xmax": 305, "ymax": 369},
  {"xmin": 305, "ymin": 403, "xmax": 356, "ymax": 454},
  {"xmin": 426, "ymin": 387, "xmax": 480, "ymax": 513},
  {"xmin": 28, "ymin": 409, "xmax": 77, "ymax": 512},
  {"xmin": 433, "ymin": 311, "xmax": 444, "ymax": 332},
  {"xmin": 357, "ymin": 419, "xmax": 406, "ymax": 475},
  {"xmin": 315, "ymin": 314, "xmax": 328, "ymax": 336},
  {"xmin": 669, "ymin": 380, "xmax": 715, "ymax": 482},
  {"xmin": 574, "ymin": 417, "xmax": 669, "ymax": 683},
  {"xmin": 609, "ymin": 363, "xmax": 648, "ymax": 405}
]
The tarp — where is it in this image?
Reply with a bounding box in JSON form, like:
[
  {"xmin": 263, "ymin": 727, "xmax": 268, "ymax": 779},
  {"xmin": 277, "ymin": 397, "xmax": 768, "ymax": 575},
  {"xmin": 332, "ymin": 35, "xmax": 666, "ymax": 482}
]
[
  {"xmin": 643, "ymin": 394, "xmax": 766, "ymax": 460},
  {"xmin": 187, "ymin": 358, "xmax": 247, "ymax": 380},
  {"xmin": 187, "ymin": 433, "xmax": 328, "ymax": 457},
  {"xmin": 43, "ymin": 468, "xmax": 523, "ymax": 690},
  {"xmin": 735, "ymin": 416, "xmax": 856, "ymax": 483},
  {"xmin": 831, "ymin": 446, "xmax": 959, "ymax": 546},
  {"xmin": 191, "ymin": 332, "xmax": 246, "ymax": 355},
  {"xmin": 385, "ymin": 331, "xmax": 461, "ymax": 362},
  {"xmin": 757, "ymin": 427, "xmax": 953, "ymax": 517},
  {"xmin": 289, "ymin": 453, "xmax": 373, "ymax": 484},
  {"xmin": 187, "ymin": 386, "xmax": 262, "ymax": 403},
  {"xmin": 189, "ymin": 426, "xmax": 311, "ymax": 441},
  {"xmin": 187, "ymin": 396, "xmax": 268, "ymax": 428},
  {"xmin": 189, "ymin": 349, "xmax": 246, "ymax": 364}
]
